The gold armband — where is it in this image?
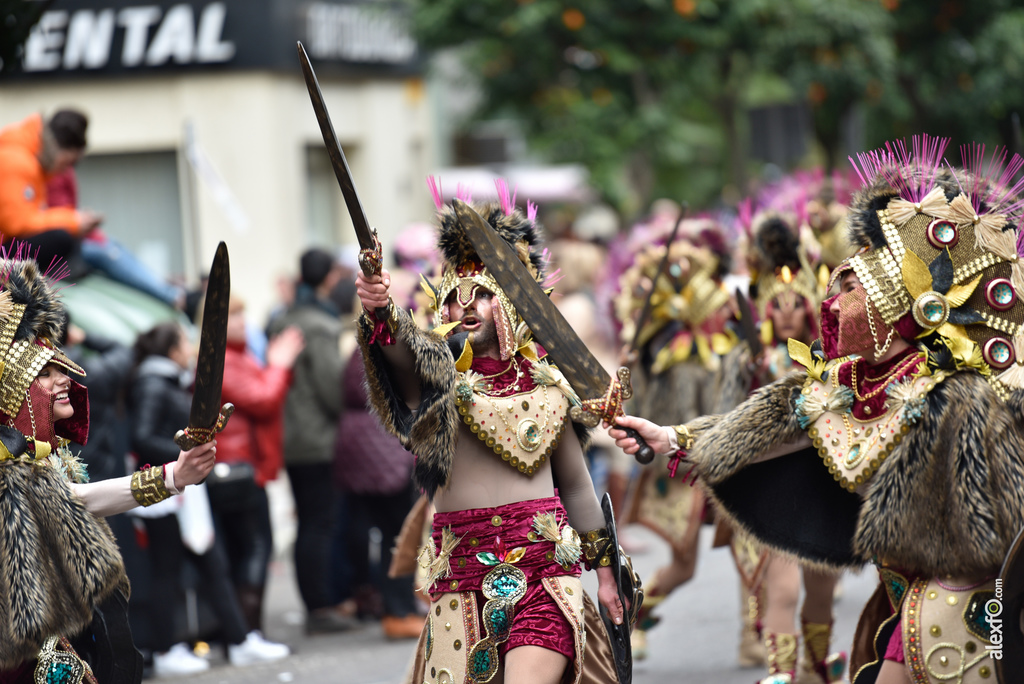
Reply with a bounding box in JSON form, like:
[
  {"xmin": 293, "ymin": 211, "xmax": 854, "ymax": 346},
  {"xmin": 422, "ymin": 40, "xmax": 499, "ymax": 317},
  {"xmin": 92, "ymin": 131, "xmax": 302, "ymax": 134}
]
[
  {"xmin": 131, "ymin": 466, "xmax": 172, "ymax": 507},
  {"xmin": 672, "ymin": 424, "xmax": 694, "ymax": 451},
  {"xmin": 580, "ymin": 527, "xmax": 613, "ymax": 569}
]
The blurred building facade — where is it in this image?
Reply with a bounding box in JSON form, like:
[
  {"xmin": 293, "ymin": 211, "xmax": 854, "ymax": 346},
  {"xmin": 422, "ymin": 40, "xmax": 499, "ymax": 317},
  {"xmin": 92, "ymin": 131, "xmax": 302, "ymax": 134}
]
[{"xmin": 0, "ymin": 0, "xmax": 435, "ymax": 322}]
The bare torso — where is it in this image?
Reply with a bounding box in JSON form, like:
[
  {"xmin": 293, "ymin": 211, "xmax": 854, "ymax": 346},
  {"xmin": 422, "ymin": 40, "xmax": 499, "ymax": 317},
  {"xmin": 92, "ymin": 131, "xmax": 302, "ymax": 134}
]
[{"xmin": 433, "ymin": 424, "xmax": 559, "ymax": 513}]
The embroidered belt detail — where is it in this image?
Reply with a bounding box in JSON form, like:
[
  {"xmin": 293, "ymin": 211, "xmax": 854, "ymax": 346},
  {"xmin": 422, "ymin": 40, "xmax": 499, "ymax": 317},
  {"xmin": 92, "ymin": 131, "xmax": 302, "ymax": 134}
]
[{"xmin": 465, "ymin": 563, "xmax": 527, "ymax": 682}]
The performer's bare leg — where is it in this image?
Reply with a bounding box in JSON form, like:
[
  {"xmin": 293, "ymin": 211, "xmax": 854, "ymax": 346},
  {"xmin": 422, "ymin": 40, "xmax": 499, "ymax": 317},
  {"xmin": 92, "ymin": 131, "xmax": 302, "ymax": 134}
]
[
  {"xmin": 800, "ymin": 568, "xmax": 836, "ymax": 624},
  {"xmin": 761, "ymin": 556, "xmax": 800, "ymax": 632},
  {"xmin": 501, "ymin": 646, "xmax": 568, "ymax": 684},
  {"xmin": 875, "ymin": 660, "xmax": 911, "ymax": 684}
]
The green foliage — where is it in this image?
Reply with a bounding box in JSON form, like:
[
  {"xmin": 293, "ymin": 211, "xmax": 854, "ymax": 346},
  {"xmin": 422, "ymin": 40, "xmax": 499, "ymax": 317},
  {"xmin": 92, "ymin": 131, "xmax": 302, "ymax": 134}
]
[{"xmin": 413, "ymin": 0, "xmax": 1024, "ymax": 214}]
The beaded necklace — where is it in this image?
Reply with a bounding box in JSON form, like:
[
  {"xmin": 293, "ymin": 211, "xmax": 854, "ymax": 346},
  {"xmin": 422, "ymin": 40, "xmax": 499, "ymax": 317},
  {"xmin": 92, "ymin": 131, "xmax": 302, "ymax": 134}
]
[{"xmin": 850, "ymin": 352, "xmax": 924, "ymax": 402}]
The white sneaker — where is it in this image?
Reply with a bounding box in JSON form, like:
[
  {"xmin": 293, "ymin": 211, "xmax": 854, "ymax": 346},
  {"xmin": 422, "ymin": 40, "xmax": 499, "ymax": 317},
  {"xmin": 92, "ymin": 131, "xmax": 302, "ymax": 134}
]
[
  {"xmin": 153, "ymin": 643, "xmax": 210, "ymax": 677},
  {"xmin": 228, "ymin": 631, "xmax": 291, "ymax": 666}
]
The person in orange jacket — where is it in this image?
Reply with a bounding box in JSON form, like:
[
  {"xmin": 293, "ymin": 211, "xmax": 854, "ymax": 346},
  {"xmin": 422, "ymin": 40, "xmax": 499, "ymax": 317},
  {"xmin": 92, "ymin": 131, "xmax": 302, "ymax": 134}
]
[
  {"xmin": 213, "ymin": 294, "xmax": 305, "ymax": 639},
  {"xmin": 0, "ymin": 109, "xmax": 102, "ymax": 263}
]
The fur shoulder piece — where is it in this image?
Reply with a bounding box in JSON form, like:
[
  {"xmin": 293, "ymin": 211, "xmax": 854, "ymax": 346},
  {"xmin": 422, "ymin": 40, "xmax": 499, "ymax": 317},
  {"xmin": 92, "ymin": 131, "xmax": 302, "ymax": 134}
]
[
  {"xmin": 853, "ymin": 370, "xmax": 1024, "ymax": 578},
  {"xmin": 714, "ymin": 344, "xmax": 755, "ymax": 414},
  {"xmin": 358, "ymin": 308, "xmax": 458, "ymax": 499},
  {"xmin": 689, "ymin": 371, "xmax": 806, "ymax": 486},
  {"xmin": 0, "ymin": 460, "xmax": 127, "ymax": 668}
]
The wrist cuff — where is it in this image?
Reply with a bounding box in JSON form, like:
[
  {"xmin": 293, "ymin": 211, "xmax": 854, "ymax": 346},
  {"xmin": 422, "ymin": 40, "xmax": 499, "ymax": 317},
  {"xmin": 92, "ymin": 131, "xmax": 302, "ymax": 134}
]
[{"xmin": 131, "ymin": 466, "xmax": 172, "ymax": 507}]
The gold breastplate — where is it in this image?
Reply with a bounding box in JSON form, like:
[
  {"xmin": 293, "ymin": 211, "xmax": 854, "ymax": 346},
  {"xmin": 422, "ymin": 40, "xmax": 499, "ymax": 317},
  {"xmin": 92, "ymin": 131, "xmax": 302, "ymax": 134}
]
[
  {"xmin": 800, "ymin": 368, "xmax": 945, "ymax": 493},
  {"xmin": 456, "ymin": 383, "xmax": 570, "ymax": 476}
]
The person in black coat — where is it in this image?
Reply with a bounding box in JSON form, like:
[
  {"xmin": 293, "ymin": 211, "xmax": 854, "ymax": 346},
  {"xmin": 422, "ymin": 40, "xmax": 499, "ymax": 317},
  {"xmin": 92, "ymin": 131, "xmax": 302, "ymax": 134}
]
[
  {"xmin": 63, "ymin": 321, "xmax": 133, "ymax": 483},
  {"xmin": 130, "ymin": 322, "xmax": 288, "ymax": 673}
]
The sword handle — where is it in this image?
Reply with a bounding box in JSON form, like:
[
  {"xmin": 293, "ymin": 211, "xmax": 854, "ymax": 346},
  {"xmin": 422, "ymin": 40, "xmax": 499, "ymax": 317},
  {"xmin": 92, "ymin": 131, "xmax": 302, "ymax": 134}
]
[{"xmin": 625, "ymin": 427, "xmax": 655, "ymax": 465}]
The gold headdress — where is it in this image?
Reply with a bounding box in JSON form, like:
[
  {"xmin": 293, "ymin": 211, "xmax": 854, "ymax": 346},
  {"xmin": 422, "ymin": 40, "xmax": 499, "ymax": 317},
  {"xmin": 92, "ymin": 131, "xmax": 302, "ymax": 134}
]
[{"xmin": 845, "ymin": 136, "xmax": 1024, "ymax": 398}]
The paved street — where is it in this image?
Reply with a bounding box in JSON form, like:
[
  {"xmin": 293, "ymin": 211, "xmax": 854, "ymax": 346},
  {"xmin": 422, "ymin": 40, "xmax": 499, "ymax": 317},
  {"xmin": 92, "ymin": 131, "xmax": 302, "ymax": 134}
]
[{"xmin": 176, "ymin": 524, "xmax": 875, "ymax": 684}]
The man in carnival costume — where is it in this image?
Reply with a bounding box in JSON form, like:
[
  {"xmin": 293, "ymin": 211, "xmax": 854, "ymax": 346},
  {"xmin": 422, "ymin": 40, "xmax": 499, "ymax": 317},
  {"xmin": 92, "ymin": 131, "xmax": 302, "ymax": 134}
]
[
  {"xmin": 356, "ymin": 180, "xmax": 634, "ymax": 683},
  {"xmin": 715, "ymin": 210, "xmax": 845, "ymax": 684},
  {"xmin": 612, "ymin": 136, "xmax": 1024, "ymax": 684},
  {"xmin": 612, "ymin": 218, "xmax": 736, "ymax": 660},
  {"xmin": 0, "ymin": 252, "xmax": 217, "ymax": 683}
]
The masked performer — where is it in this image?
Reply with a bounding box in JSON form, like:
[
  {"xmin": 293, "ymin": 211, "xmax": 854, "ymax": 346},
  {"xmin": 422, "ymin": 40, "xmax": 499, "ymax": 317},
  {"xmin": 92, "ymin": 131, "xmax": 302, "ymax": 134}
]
[
  {"xmin": 613, "ymin": 219, "xmax": 735, "ymax": 660},
  {"xmin": 716, "ymin": 211, "xmax": 844, "ymax": 684},
  {"xmin": 356, "ymin": 181, "xmax": 637, "ymax": 684},
  {"xmin": 0, "ymin": 256, "xmax": 216, "ymax": 683},
  {"xmin": 612, "ymin": 137, "xmax": 1024, "ymax": 684}
]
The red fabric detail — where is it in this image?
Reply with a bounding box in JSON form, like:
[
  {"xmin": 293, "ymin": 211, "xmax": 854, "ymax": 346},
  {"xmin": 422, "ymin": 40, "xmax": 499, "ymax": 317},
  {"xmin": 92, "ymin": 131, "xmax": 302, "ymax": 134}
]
[
  {"xmin": 430, "ymin": 497, "xmax": 581, "ymax": 595},
  {"xmin": 469, "ymin": 355, "xmax": 538, "ymax": 394},
  {"xmin": 217, "ymin": 344, "xmax": 291, "ymax": 486},
  {"xmin": 819, "ymin": 294, "xmax": 840, "ymax": 359},
  {"xmin": 498, "ymin": 581, "xmax": 575, "ymax": 660},
  {"xmin": 0, "ymin": 113, "xmax": 81, "ymax": 237},
  {"xmin": 45, "ymin": 167, "xmax": 77, "ymax": 209},
  {"xmin": 883, "ymin": 619, "xmax": 905, "ymax": 663},
  {"xmin": 893, "ymin": 313, "xmax": 921, "ymax": 342},
  {"xmin": 835, "ymin": 348, "xmax": 922, "ymax": 421},
  {"xmin": 133, "ymin": 516, "xmax": 149, "ymax": 550},
  {"xmin": 57, "ymin": 378, "xmax": 89, "ymax": 445},
  {"xmin": 0, "ymin": 660, "xmax": 34, "ymax": 684},
  {"xmin": 368, "ymin": 309, "xmax": 395, "ymax": 346},
  {"xmin": 2, "ymin": 365, "xmax": 92, "ymax": 446},
  {"xmin": 835, "ymin": 287, "xmax": 875, "ymax": 358}
]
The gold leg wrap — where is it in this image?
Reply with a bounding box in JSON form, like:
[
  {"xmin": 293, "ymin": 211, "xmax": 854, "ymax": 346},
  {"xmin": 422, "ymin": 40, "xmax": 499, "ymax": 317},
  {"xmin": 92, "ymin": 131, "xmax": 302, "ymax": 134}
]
[
  {"xmin": 803, "ymin": 621, "xmax": 831, "ymax": 666},
  {"xmin": 739, "ymin": 584, "xmax": 766, "ymax": 668},
  {"xmin": 761, "ymin": 631, "xmax": 798, "ymax": 684},
  {"xmin": 798, "ymin": 621, "xmax": 847, "ymax": 684}
]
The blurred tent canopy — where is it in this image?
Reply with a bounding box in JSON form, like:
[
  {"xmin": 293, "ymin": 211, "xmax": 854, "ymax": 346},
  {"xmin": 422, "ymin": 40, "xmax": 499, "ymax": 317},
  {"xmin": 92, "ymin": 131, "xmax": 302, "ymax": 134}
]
[{"xmin": 428, "ymin": 164, "xmax": 592, "ymax": 203}]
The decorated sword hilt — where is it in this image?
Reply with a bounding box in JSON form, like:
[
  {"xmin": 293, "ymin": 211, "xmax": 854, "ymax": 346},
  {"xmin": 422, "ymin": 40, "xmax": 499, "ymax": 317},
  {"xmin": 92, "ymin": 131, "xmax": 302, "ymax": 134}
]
[
  {"xmin": 569, "ymin": 367, "xmax": 655, "ymax": 465},
  {"xmin": 358, "ymin": 228, "xmax": 397, "ymax": 346},
  {"xmin": 358, "ymin": 228, "xmax": 384, "ymax": 277},
  {"xmin": 174, "ymin": 403, "xmax": 235, "ymax": 451}
]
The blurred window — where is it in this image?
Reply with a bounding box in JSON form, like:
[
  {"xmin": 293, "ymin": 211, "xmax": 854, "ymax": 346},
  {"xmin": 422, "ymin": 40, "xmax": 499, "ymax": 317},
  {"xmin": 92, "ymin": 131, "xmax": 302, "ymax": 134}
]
[
  {"xmin": 77, "ymin": 150, "xmax": 185, "ymax": 280},
  {"xmin": 305, "ymin": 144, "xmax": 354, "ymax": 247}
]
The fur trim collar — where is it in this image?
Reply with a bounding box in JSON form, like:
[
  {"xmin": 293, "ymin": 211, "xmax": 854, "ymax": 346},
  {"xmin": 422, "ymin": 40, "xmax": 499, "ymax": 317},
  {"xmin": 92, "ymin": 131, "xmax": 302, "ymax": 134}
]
[{"xmin": 688, "ymin": 370, "xmax": 1024, "ymax": 577}]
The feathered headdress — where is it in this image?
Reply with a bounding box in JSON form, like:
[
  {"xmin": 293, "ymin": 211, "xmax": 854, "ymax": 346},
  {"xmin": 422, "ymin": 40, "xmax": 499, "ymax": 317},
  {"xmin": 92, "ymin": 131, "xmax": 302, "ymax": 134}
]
[
  {"xmin": 0, "ymin": 256, "xmax": 84, "ymax": 417},
  {"xmin": 614, "ymin": 218, "xmax": 732, "ymax": 353},
  {"xmin": 750, "ymin": 211, "xmax": 826, "ymax": 320},
  {"xmin": 843, "ymin": 135, "xmax": 1024, "ymax": 398},
  {"xmin": 421, "ymin": 178, "xmax": 553, "ymax": 363}
]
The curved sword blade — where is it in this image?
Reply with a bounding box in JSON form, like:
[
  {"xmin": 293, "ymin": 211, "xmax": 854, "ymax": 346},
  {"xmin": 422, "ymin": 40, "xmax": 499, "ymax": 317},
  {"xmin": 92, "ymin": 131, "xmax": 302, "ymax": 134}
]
[
  {"xmin": 297, "ymin": 41, "xmax": 374, "ymax": 251},
  {"xmin": 191, "ymin": 241, "xmax": 230, "ymax": 430}
]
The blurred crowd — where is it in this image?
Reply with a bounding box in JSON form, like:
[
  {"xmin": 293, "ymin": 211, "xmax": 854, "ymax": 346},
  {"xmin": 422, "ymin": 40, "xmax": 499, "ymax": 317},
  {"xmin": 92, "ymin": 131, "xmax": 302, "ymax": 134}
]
[{"xmin": 0, "ymin": 106, "xmax": 853, "ymax": 678}]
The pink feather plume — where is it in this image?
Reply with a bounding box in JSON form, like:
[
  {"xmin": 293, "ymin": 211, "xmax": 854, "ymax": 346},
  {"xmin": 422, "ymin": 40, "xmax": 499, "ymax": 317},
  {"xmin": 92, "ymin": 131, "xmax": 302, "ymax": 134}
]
[{"xmin": 426, "ymin": 176, "xmax": 444, "ymax": 211}]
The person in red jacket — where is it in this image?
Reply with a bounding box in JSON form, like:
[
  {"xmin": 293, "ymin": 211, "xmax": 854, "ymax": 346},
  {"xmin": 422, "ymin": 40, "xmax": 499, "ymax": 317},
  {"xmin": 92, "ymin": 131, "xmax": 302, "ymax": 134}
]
[
  {"xmin": 0, "ymin": 110, "xmax": 102, "ymax": 265},
  {"xmin": 212, "ymin": 295, "xmax": 304, "ymax": 637}
]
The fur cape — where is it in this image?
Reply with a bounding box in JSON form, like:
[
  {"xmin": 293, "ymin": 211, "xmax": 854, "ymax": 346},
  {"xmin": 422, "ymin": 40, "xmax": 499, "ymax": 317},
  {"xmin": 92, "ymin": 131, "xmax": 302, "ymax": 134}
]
[
  {"xmin": 0, "ymin": 459, "xmax": 128, "ymax": 668},
  {"xmin": 358, "ymin": 309, "xmax": 591, "ymax": 500},
  {"xmin": 687, "ymin": 369, "xmax": 1024, "ymax": 578}
]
